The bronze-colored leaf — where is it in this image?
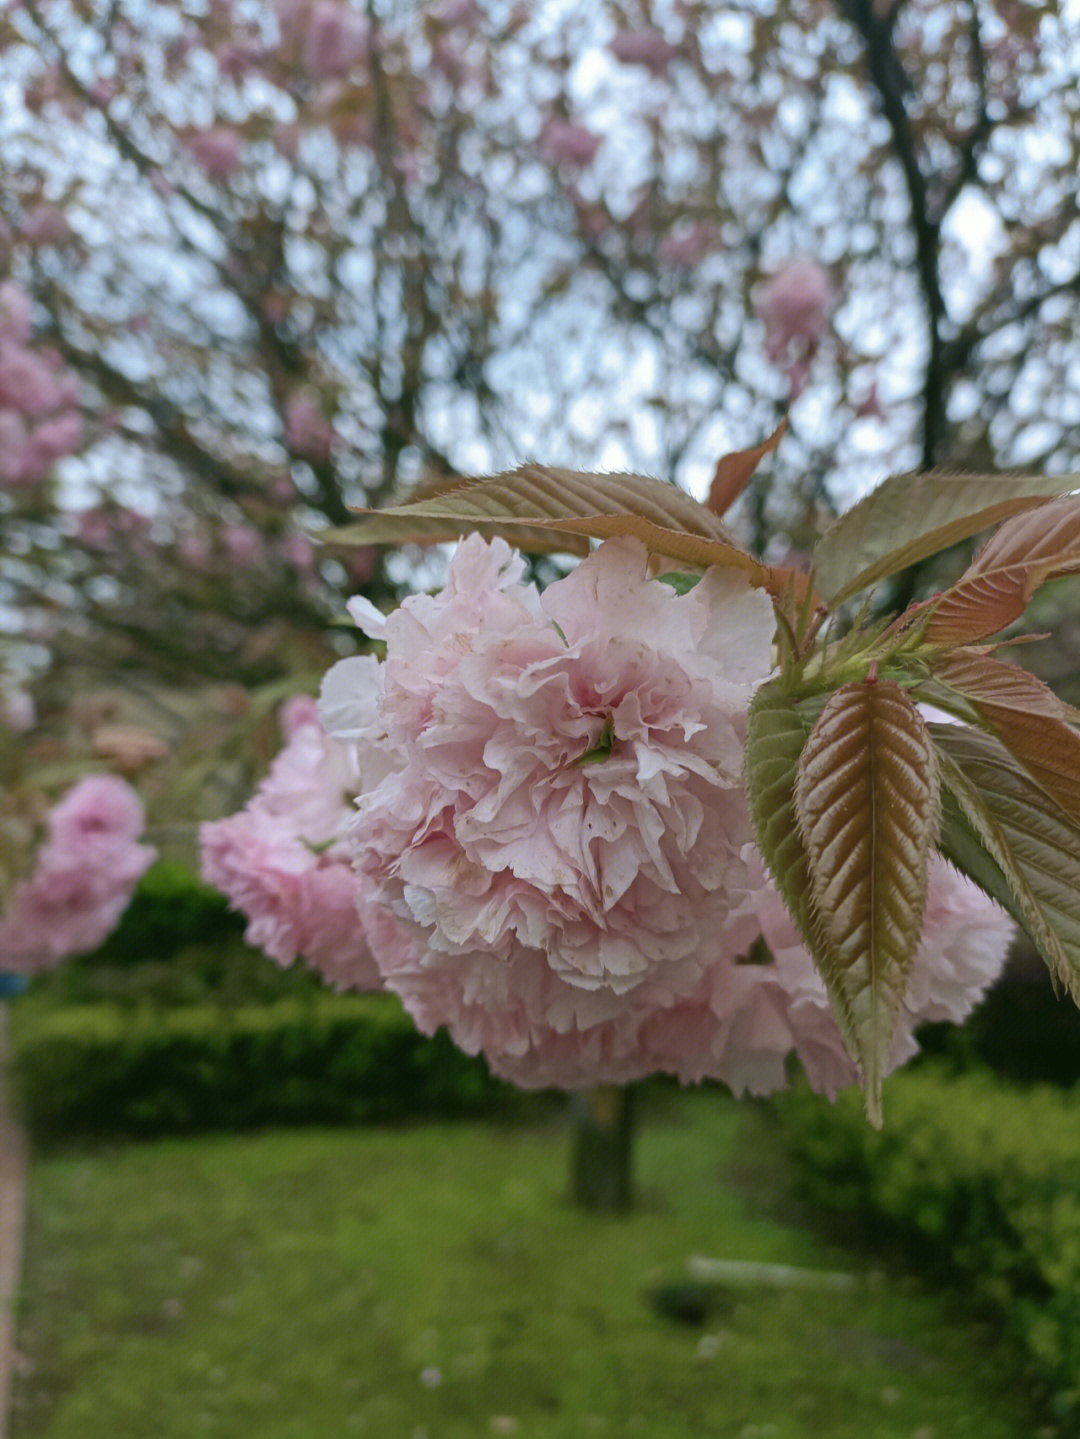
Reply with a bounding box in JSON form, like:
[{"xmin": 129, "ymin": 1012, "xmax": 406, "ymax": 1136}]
[
  {"xmin": 325, "ymin": 464, "xmax": 738, "ymax": 547},
  {"xmin": 929, "ymin": 649, "xmax": 1080, "ymax": 724},
  {"xmin": 319, "ymin": 462, "xmax": 810, "ymax": 594},
  {"xmin": 744, "ymin": 686, "xmax": 852, "ymax": 998},
  {"xmin": 813, "ymin": 470, "xmax": 1080, "ymax": 605},
  {"xmin": 706, "ymin": 420, "xmax": 787, "ymax": 517},
  {"xmin": 977, "ymin": 703, "xmax": 1080, "ymax": 828},
  {"xmin": 794, "ymin": 679, "xmax": 940, "ymax": 1125},
  {"xmin": 932, "ymin": 723, "xmax": 1080, "ymax": 1003},
  {"xmin": 928, "ymin": 651, "xmax": 1080, "ymax": 826},
  {"xmin": 925, "ymin": 495, "xmax": 1080, "ymax": 643},
  {"xmin": 528, "ymin": 512, "xmax": 772, "ymax": 583},
  {"xmin": 745, "ymin": 687, "xmax": 865, "ymax": 1064}
]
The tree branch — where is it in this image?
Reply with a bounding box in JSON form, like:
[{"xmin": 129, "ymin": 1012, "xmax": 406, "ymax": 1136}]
[{"xmin": 837, "ymin": 0, "xmax": 948, "ymax": 469}]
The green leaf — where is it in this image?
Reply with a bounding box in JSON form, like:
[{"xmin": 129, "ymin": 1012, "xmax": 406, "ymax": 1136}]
[
  {"xmin": 744, "ymin": 685, "xmax": 817, "ymax": 939},
  {"xmin": 936, "ymin": 791, "xmax": 1031, "ymax": 935},
  {"xmin": 655, "ymin": 571, "xmax": 703, "ymax": 594},
  {"xmin": 322, "ymin": 463, "xmax": 821, "ymax": 611},
  {"xmin": 924, "ymin": 495, "xmax": 1080, "ymax": 643},
  {"xmin": 813, "ymin": 470, "xmax": 1080, "ymax": 605},
  {"xmin": 932, "ymin": 723, "xmax": 1080, "ymax": 1003},
  {"xmin": 577, "ymin": 717, "xmax": 614, "ymax": 766},
  {"xmin": 794, "ymin": 679, "xmax": 941, "ymax": 1126}
]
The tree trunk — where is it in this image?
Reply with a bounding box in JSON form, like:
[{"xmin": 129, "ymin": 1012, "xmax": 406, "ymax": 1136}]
[{"xmin": 568, "ymin": 1084, "xmax": 636, "ymax": 1211}]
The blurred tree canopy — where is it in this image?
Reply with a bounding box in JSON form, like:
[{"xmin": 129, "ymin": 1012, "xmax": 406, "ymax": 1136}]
[{"xmin": 2, "ymin": 0, "xmax": 1080, "ymax": 806}]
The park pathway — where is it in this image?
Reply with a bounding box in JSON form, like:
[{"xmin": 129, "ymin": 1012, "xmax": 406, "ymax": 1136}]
[{"xmin": 0, "ymin": 1007, "xmax": 27, "ymax": 1439}]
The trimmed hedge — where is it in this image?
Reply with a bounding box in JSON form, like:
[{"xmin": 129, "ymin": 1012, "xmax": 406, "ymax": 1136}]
[
  {"xmin": 8, "ymin": 992, "xmax": 522, "ymax": 1144},
  {"xmin": 768, "ymin": 1066, "xmax": 1080, "ymax": 1422}
]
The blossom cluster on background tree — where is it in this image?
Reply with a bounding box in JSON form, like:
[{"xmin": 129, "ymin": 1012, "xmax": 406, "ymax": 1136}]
[{"xmin": 0, "ymin": 773, "xmax": 155, "ymax": 970}]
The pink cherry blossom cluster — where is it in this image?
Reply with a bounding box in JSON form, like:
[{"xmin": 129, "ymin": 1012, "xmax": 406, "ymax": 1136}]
[
  {"xmin": 537, "ymin": 119, "xmax": 602, "ymax": 169},
  {"xmin": 608, "ymin": 28, "xmax": 682, "ymax": 77},
  {"xmin": 199, "ymin": 695, "xmax": 380, "ymax": 990},
  {"xmin": 73, "ymin": 504, "xmax": 152, "ymax": 552},
  {"xmin": 0, "ymin": 281, "xmax": 84, "ymax": 490},
  {"xmin": 283, "ymin": 388, "xmax": 338, "ymax": 463},
  {"xmin": 754, "ymin": 256, "xmax": 835, "ymax": 399},
  {"xmin": 314, "ymin": 535, "xmax": 1012, "ymax": 1097},
  {"xmin": 186, "ymin": 126, "xmax": 244, "ymax": 181},
  {"xmin": 303, "ymin": 1, "xmax": 369, "ymax": 80},
  {"xmin": 0, "ymin": 775, "xmax": 156, "ymax": 974}
]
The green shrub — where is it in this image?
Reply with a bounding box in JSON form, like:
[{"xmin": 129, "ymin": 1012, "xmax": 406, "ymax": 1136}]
[
  {"xmin": 9, "ymin": 992, "xmax": 525, "ymax": 1144},
  {"xmin": 85, "ymin": 859, "xmax": 244, "ymax": 964},
  {"xmin": 768, "ymin": 1066, "xmax": 1080, "ymax": 1421}
]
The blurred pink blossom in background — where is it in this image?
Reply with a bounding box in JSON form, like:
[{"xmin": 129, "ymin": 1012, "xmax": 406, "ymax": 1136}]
[
  {"xmin": 302, "ymin": 1, "xmax": 368, "ymax": 80},
  {"xmin": 222, "ymin": 524, "xmax": 266, "ymax": 568},
  {"xmin": 186, "ymin": 126, "xmax": 244, "ymax": 181},
  {"xmin": 283, "ymin": 388, "xmax": 337, "ymax": 462},
  {"xmin": 537, "ymin": 119, "xmax": 601, "ymax": 168},
  {"xmin": 609, "ymin": 28, "xmax": 681, "ymax": 76},
  {"xmin": 0, "ymin": 775, "xmax": 157, "ymax": 973},
  {"xmin": 73, "ymin": 505, "xmax": 151, "ymax": 551},
  {"xmin": 657, "ymin": 222, "xmax": 723, "ymax": 268},
  {"xmin": 0, "ymin": 689, "xmax": 35, "ymax": 733},
  {"xmin": 279, "ymin": 532, "xmax": 317, "ymax": 575},
  {"xmin": 200, "ymin": 698, "xmax": 381, "ymax": 991},
  {"xmin": 0, "ymin": 281, "xmax": 84, "ymax": 488},
  {"xmin": 755, "ymin": 256, "xmax": 834, "ymax": 398},
  {"xmin": 20, "ymin": 204, "xmax": 73, "ymax": 247}
]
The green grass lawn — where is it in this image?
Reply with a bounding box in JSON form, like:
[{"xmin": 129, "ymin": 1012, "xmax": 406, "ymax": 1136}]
[{"xmin": 11, "ymin": 1088, "xmax": 1040, "ymax": 1439}]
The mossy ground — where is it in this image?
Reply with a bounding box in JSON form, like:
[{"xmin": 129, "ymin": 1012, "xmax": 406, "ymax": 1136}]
[{"xmin": 11, "ymin": 1087, "xmax": 1038, "ymax": 1438}]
